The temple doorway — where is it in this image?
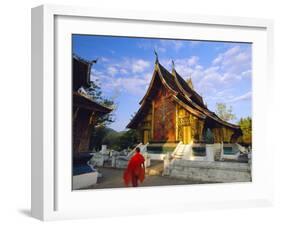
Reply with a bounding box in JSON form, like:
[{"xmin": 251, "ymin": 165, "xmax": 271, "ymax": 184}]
[
  {"xmin": 203, "ymin": 128, "xmax": 214, "ymax": 144},
  {"xmin": 183, "ymin": 126, "xmax": 192, "ymax": 144}
]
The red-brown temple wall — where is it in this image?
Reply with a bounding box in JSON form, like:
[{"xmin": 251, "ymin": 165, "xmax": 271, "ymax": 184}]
[{"xmin": 153, "ymin": 85, "xmax": 176, "ymax": 142}]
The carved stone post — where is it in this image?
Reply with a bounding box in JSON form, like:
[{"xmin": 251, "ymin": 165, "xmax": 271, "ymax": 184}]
[{"xmin": 163, "ymin": 152, "xmax": 171, "ymax": 176}]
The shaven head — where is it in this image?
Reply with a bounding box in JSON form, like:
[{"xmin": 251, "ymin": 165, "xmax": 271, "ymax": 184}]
[{"xmin": 135, "ymin": 147, "xmax": 141, "ymax": 153}]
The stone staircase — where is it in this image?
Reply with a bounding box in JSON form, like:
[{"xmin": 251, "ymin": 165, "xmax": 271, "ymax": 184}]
[
  {"xmin": 173, "ymin": 145, "xmax": 185, "ymax": 159},
  {"xmin": 214, "ymin": 149, "xmax": 222, "ymax": 161},
  {"xmin": 172, "ymin": 143, "xmax": 192, "ymax": 159}
]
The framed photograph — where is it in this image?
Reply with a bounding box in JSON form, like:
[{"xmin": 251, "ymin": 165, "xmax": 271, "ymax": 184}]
[{"xmin": 31, "ymin": 4, "xmax": 274, "ymax": 221}]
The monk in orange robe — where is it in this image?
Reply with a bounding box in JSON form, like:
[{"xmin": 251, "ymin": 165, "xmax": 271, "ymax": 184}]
[{"xmin": 123, "ymin": 147, "xmax": 145, "ymax": 187}]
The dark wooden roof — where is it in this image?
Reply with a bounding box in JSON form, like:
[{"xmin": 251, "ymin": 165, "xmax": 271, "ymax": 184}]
[
  {"xmin": 174, "ymin": 70, "xmax": 205, "ymax": 108},
  {"xmin": 127, "ymin": 61, "xmax": 240, "ymax": 130},
  {"xmin": 72, "ymin": 55, "xmax": 112, "ymax": 114},
  {"xmin": 73, "ymin": 55, "xmax": 92, "ymax": 91},
  {"xmin": 73, "ymin": 92, "xmax": 112, "ymax": 114}
]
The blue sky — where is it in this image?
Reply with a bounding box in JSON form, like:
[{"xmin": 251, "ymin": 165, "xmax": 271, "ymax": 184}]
[{"xmin": 73, "ymin": 35, "xmax": 252, "ymax": 132}]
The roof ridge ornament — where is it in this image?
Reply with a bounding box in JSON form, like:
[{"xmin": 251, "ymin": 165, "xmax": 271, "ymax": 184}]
[
  {"xmin": 91, "ymin": 58, "xmax": 98, "ymax": 65},
  {"xmin": 154, "ymin": 49, "xmax": 159, "ymax": 64},
  {"xmin": 186, "ymin": 75, "xmax": 194, "ymax": 89},
  {"xmin": 171, "ymin": 60, "xmax": 176, "ymax": 76}
]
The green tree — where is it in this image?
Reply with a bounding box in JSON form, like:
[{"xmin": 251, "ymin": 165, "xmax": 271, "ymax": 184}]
[
  {"xmin": 215, "ymin": 103, "xmax": 236, "ymax": 122},
  {"xmin": 90, "ymin": 127, "xmax": 107, "ymax": 151},
  {"xmin": 102, "ymin": 129, "xmax": 121, "ymax": 149},
  {"xmin": 238, "ymin": 117, "xmax": 252, "ymax": 145},
  {"xmin": 87, "ymin": 79, "xmax": 103, "ymax": 101},
  {"xmin": 86, "ymin": 80, "xmax": 116, "ymax": 127},
  {"xmin": 90, "ymin": 127, "xmax": 139, "ymax": 152},
  {"xmin": 115, "ymin": 129, "xmax": 138, "ymax": 151}
]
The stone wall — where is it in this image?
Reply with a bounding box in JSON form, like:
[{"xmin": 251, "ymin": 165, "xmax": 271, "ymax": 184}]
[{"xmin": 168, "ymin": 159, "xmax": 251, "ymax": 183}]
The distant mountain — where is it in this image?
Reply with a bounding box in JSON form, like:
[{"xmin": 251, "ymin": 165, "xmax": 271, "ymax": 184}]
[
  {"xmin": 103, "ymin": 127, "xmax": 129, "ymax": 137},
  {"xmin": 90, "ymin": 126, "xmax": 136, "ymax": 151}
]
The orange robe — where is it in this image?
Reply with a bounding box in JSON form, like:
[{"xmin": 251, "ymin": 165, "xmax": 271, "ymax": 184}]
[{"xmin": 123, "ymin": 152, "xmax": 145, "ymax": 187}]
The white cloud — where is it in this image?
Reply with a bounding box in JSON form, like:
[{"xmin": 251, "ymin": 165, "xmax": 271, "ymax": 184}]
[
  {"xmin": 100, "ymin": 74, "xmax": 150, "ymax": 96},
  {"xmin": 99, "ymin": 57, "xmax": 151, "ymax": 76},
  {"xmin": 228, "ymin": 92, "xmax": 252, "ymax": 103},
  {"xmin": 216, "ymin": 89, "xmax": 234, "ymax": 98},
  {"xmin": 213, "ymin": 46, "xmax": 239, "ymax": 63},
  {"xmin": 235, "ymin": 52, "xmax": 248, "ymax": 62},
  {"xmin": 160, "ymin": 46, "xmax": 251, "ymax": 100},
  {"xmin": 225, "ymin": 46, "xmax": 241, "ymax": 57},
  {"xmin": 212, "ymin": 46, "xmax": 241, "ymax": 65},
  {"xmin": 144, "ymin": 72, "xmax": 152, "ymax": 81},
  {"xmin": 212, "ymin": 45, "xmax": 251, "ymax": 75},
  {"xmin": 120, "ymin": 68, "xmax": 128, "ymax": 75},
  {"xmin": 204, "ymin": 66, "xmax": 220, "ymax": 74},
  {"xmin": 90, "ymin": 57, "xmax": 152, "ymax": 97},
  {"xmin": 100, "ymin": 57, "xmax": 109, "ymax": 62},
  {"xmin": 195, "ymin": 65, "xmax": 203, "ymax": 70},
  {"xmin": 212, "ymin": 55, "xmax": 223, "ymax": 64},
  {"xmin": 107, "ymin": 66, "xmax": 118, "ymax": 76},
  {"xmin": 241, "ymin": 70, "xmax": 252, "ymax": 77},
  {"xmin": 160, "ymin": 56, "xmax": 201, "ymax": 78},
  {"xmin": 189, "ymin": 45, "xmax": 252, "ymax": 98},
  {"xmin": 187, "ymin": 56, "xmax": 199, "ymax": 66},
  {"xmin": 132, "ymin": 59, "xmax": 150, "ymax": 73}
]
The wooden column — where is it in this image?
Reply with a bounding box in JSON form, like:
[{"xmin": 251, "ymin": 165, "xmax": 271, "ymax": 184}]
[
  {"xmin": 151, "ymin": 100, "xmax": 155, "ymax": 141},
  {"xmin": 175, "ymin": 104, "xmax": 179, "ymax": 141}
]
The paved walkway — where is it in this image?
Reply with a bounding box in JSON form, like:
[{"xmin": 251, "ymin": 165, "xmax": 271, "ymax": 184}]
[{"xmin": 85, "ymin": 167, "xmax": 209, "ymax": 190}]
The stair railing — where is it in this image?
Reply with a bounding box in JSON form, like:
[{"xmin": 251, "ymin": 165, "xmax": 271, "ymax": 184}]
[{"xmin": 171, "ymin": 141, "xmax": 183, "ymax": 158}]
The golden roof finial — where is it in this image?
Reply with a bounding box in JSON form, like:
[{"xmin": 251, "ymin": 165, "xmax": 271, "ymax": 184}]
[
  {"xmin": 172, "ymin": 60, "xmax": 175, "ymax": 70},
  {"xmin": 186, "ymin": 75, "xmax": 194, "ymax": 89},
  {"xmin": 154, "ymin": 49, "xmax": 159, "ymax": 64},
  {"xmin": 171, "ymin": 60, "xmax": 176, "ymax": 76}
]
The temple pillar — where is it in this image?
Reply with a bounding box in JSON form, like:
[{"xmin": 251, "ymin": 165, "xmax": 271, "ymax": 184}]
[
  {"xmin": 151, "ymin": 100, "xmax": 155, "ymax": 140},
  {"xmin": 143, "ymin": 130, "xmax": 149, "ymax": 144}
]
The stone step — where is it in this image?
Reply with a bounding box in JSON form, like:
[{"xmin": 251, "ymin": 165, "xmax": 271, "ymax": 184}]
[
  {"xmin": 146, "ymin": 160, "xmax": 164, "ymax": 176},
  {"xmin": 173, "ymin": 157, "xmax": 182, "ymax": 160},
  {"xmin": 171, "ymin": 144, "xmax": 192, "ymax": 160}
]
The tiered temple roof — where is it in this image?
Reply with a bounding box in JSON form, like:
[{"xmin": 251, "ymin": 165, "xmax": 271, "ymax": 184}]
[
  {"xmin": 127, "ymin": 59, "xmax": 240, "ymax": 131},
  {"xmin": 73, "ymin": 55, "xmax": 112, "ymax": 114}
]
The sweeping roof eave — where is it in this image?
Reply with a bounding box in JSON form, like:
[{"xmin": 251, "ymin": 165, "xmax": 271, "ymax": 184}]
[{"xmin": 73, "ymin": 92, "xmax": 113, "ymax": 114}]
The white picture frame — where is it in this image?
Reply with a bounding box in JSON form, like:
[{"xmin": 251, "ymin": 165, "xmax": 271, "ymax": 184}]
[{"xmin": 31, "ymin": 4, "xmax": 274, "ymax": 221}]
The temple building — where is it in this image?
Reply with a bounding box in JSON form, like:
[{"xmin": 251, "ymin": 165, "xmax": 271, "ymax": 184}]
[
  {"xmin": 72, "ymin": 55, "xmax": 112, "ymax": 156},
  {"xmin": 127, "ymin": 57, "xmax": 242, "ymax": 150}
]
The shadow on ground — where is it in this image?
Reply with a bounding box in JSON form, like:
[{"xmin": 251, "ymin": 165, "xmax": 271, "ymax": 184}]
[{"xmin": 18, "ymin": 209, "xmax": 32, "ymax": 218}]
